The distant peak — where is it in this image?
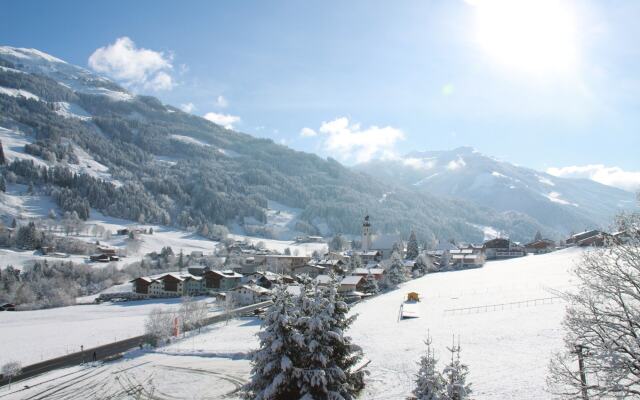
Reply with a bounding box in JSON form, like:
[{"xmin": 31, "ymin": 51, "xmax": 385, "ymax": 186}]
[
  {"xmin": 0, "ymin": 46, "xmax": 67, "ymax": 64},
  {"xmin": 453, "ymin": 146, "xmax": 477, "ymax": 154}
]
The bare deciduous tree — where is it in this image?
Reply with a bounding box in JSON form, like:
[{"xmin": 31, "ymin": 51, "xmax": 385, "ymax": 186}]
[
  {"xmin": 2, "ymin": 361, "xmax": 22, "ymax": 389},
  {"xmin": 548, "ymin": 212, "xmax": 640, "ymax": 399},
  {"xmin": 144, "ymin": 307, "xmax": 176, "ymax": 346},
  {"xmin": 179, "ymin": 297, "xmax": 209, "ymax": 332}
]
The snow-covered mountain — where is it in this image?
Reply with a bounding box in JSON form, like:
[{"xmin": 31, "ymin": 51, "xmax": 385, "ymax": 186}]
[
  {"xmin": 355, "ymin": 147, "xmax": 637, "ymax": 234},
  {"xmin": 0, "ymin": 46, "xmax": 133, "ymax": 101},
  {"xmin": 0, "ymin": 46, "xmax": 553, "ymax": 243}
]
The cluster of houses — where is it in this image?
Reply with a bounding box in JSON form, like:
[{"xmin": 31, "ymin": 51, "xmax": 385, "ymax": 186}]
[
  {"xmin": 89, "ymin": 246, "xmax": 120, "ymax": 263},
  {"xmin": 122, "ymin": 216, "xmax": 631, "ymax": 306}
]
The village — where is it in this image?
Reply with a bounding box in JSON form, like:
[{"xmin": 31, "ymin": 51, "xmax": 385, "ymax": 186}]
[{"xmin": 103, "ymin": 216, "xmax": 621, "ymax": 309}]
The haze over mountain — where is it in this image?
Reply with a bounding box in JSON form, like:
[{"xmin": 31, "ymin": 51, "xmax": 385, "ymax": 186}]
[
  {"xmin": 0, "ymin": 46, "xmax": 562, "ymax": 244},
  {"xmin": 355, "ymin": 147, "xmax": 637, "ymax": 236}
]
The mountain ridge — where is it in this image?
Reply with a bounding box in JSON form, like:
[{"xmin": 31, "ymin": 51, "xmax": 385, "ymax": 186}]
[
  {"xmin": 354, "ymin": 146, "xmax": 636, "ymax": 235},
  {"xmin": 0, "ymin": 45, "xmax": 613, "ymax": 243}
]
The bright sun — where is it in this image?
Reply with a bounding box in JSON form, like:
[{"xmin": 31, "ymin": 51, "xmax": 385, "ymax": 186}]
[{"xmin": 471, "ymin": 0, "xmax": 578, "ymax": 75}]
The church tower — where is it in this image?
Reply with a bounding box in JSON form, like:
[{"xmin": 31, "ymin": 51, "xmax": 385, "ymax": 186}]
[{"xmin": 362, "ymin": 214, "xmax": 372, "ymax": 252}]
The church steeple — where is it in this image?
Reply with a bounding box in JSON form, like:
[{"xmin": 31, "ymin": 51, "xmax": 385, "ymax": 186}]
[{"xmin": 362, "ymin": 214, "xmax": 372, "ymax": 252}]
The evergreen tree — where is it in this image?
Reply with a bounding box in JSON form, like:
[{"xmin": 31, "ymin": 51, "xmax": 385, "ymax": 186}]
[
  {"xmin": 392, "ymin": 241, "xmax": 405, "ymax": 258},
  {"xmin": 178, "ymin": 249, "xmax": 185, "ymax": 273},
  {"xmin": 324, "ymin": 279, "xmax": 366, "ymax": 394},
  {"xmin": 413, "ymin": 335, "xmax": 445, "ymax": 400},
  {"xmin": 243, "ymin": 286, "xmax": 304, "ymax": 400},
  {"xmin": 384, "ymin": 251, "xmax": 409, "ymax": 288},
  {"xmin": 534, "ymin": 230, "xmax": 543, "ymax": 241},
  {"xmin": 0, "ymin": 175, "xmax": 5, "ymax": 193},
  {"xmin": 361, "ymin": 273, "xmax": 379, "ymax": 295},
  {"xmin": 15, "ymin": 222, "xmax": 40, "ymax": 249},
  {"xmin": 0, "ymin": 140, "xmax": 5, "ymax": 165},
  {"xmin": 407, "ymin": 231, "xmax": 420, "ymax": 259},
  {"xmin": 297, "ymin": 279, "xmax": 365, "ymax": 399},
  {"xmin": 442, "ymin": 339, "xmax": 472, "ymax": 400}
]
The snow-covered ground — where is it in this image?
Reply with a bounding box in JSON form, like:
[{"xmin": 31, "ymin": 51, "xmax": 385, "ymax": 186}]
[
  {"xmin": 0, "ymin": 352, "xmax": 250, "ymax": 400},
  {"xmin": 228, "ymin": 233, "xmax": 326, "ymax": 256},
  {"xmin": 3, "ymin": 249, "xmax": 579, "ymax": 399},
  {"xmin": 0, "ymin": 123, "xmax": 119, "ymax": 186},
  {"xmin": 170, "ymin": 134, "xmax": 211, "ymax": 147},
  {"xmin": 0, "ymin": 86, "xmax": 40, "ymax": 100},
  {"xmin": 0, "ymin": 297, "xmax": 220, "ymax": 366},
  {"xmin": 0, "ymin": 125, "xmax": 46, "ymax": 167},
  {"xmin": 148, "ymin": 248, "xmax": 578, "ymax": 399},
  {"xmin": 53, "ymin": 101, "xmax": 91, "ymax": 120},
  {"xmin": 352, "ymin": 248, "xmax": 580, "ymax": 399}
]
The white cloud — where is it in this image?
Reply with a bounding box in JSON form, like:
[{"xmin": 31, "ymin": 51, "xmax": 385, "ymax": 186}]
[
  {"xmin": 447, "ymin": 157, "xmax": 467, "ymax": 171},
  {"xmin": 203, "ymin": 112, "xmax": 240, "ymax": 129},
  {"xmin": 547, "ymin": 165, "xmax": 640, "ymax": 192},
  {"xmin": 88, "ymin": 37, "xmax": 175, "ymax": 91},
  {"xmin": 216, "ymin": 95, "xmax": 228, "ymax": 108},
  {"xmin": 180, "ymin": 102, "xmax": 196, "ymax": 113},
  {"xmin": 299, "ymin": 127, "xmax": 317, "ymax": 137},
  {"xmin": 403, "ymin": 158, "xmax": 436, "ymax": 170},
  {"xmin": 313, "ymin": 117, "xmax": 404, "ymax": 163}
]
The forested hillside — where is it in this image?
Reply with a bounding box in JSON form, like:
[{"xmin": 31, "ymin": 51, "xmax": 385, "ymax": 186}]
[{"xmin": 0, "ymin": 46, "xmax": 546, "ymax": 243}]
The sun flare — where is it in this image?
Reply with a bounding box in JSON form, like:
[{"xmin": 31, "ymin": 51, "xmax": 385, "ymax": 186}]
[{"xmin": 470, "ymin": 0, "xmax": 578, "ymax": 75}]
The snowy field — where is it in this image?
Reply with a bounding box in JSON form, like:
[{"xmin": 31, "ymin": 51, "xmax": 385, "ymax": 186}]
[
  {"xmin": 0, "ymin": 297, "xmax": 220, "ymax": 366},
  {"xmin": 2, "ymin": 248, "xmax": 581, "ymax": 399},
  {"xmin": 352, "ymin": 248, "xmax": 580, "ymax": 399},
  {"xmin": 0, "ymin": 352, "xmax": 250, "ymax": 400}
]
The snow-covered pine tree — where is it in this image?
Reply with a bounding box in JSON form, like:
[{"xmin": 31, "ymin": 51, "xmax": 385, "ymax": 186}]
[
  {"xmin": 297, "ymin": 277, "xmax": 365, "ymax": 399},
  {"xmin": 361, "ymin": 272, "xmax": 379, "ymax": 294},
  {"xmin": 413, "ymin": 334, "xmax": 445, "ymax": 400},
  {"xmin": 442, "ymin": 338, "xmax": 472, "ymax": 400},
  {"xmin": 243, "ymin": 286, "xmax": 304, "ymax": 400},
  {"xmin": 325, "ymin": 278, "xmax": 366, "ymax": 394},
  {"xmin": 407, "ymin": 231, "xmax": 420, "ymax": 260},
  {"xmin": 384, "ymin": 251, "xmax": 409, "ymax": 288},
  {"xmin": 392, "ymin": 241, "xmax": 405, "ymax": 258}
]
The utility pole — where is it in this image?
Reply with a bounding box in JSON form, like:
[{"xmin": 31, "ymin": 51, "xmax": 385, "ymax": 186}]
[{"xmin": 574, "ymin": 344, "xmax": 588, "ymax": 400}]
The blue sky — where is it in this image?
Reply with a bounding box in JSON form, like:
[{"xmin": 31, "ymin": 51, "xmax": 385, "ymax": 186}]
[{"xmin": 2, "ymin": 0, "xmax": 640, "ymax": 189}]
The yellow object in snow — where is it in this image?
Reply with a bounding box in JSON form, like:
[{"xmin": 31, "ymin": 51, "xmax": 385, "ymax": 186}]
[{"xmin": 407, "ymin": 292, "xmax": 420, "ymax": 302}]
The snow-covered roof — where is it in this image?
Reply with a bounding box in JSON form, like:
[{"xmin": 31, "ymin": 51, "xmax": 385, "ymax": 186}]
[
  {"xmin": 341, "ymin": 276, "xmax": 364, "ymax": 286},
  {"xmin": 210, "ymin": 270, "xmax": 243, "ymax": 278},
  {"xmin": 450, "ymin": 249, "xmax": 474, "ymax": 254},
  {"xmin": 234, "ymin": 284, "xmax": 271, "ymax": 294},
  {"xmin": 130, "ymin": 277, "xmax": 153, "ymax": 283},
  {"xmin": 451, "ymin": 254, "xmax": 479, "ymax": 260},
  {"xmin": 316, "ymin": 259, "xmax": 343, "ymax": 266},
  {"xmin": 315, "ymin": 275, "xmax": 333, "ymax": 284},
  {"xmin": 358, "ymin": 251, "xmax": 381, "ymax": 256},
  {"xmin": 352, "ymin": 268, "xmax": 385, "ymax": 275}
]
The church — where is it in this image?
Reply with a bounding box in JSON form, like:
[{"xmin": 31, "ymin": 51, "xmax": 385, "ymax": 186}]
[{"xmin": 358, "ymin": 214, "xmax": 403, "ymax": 261}]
